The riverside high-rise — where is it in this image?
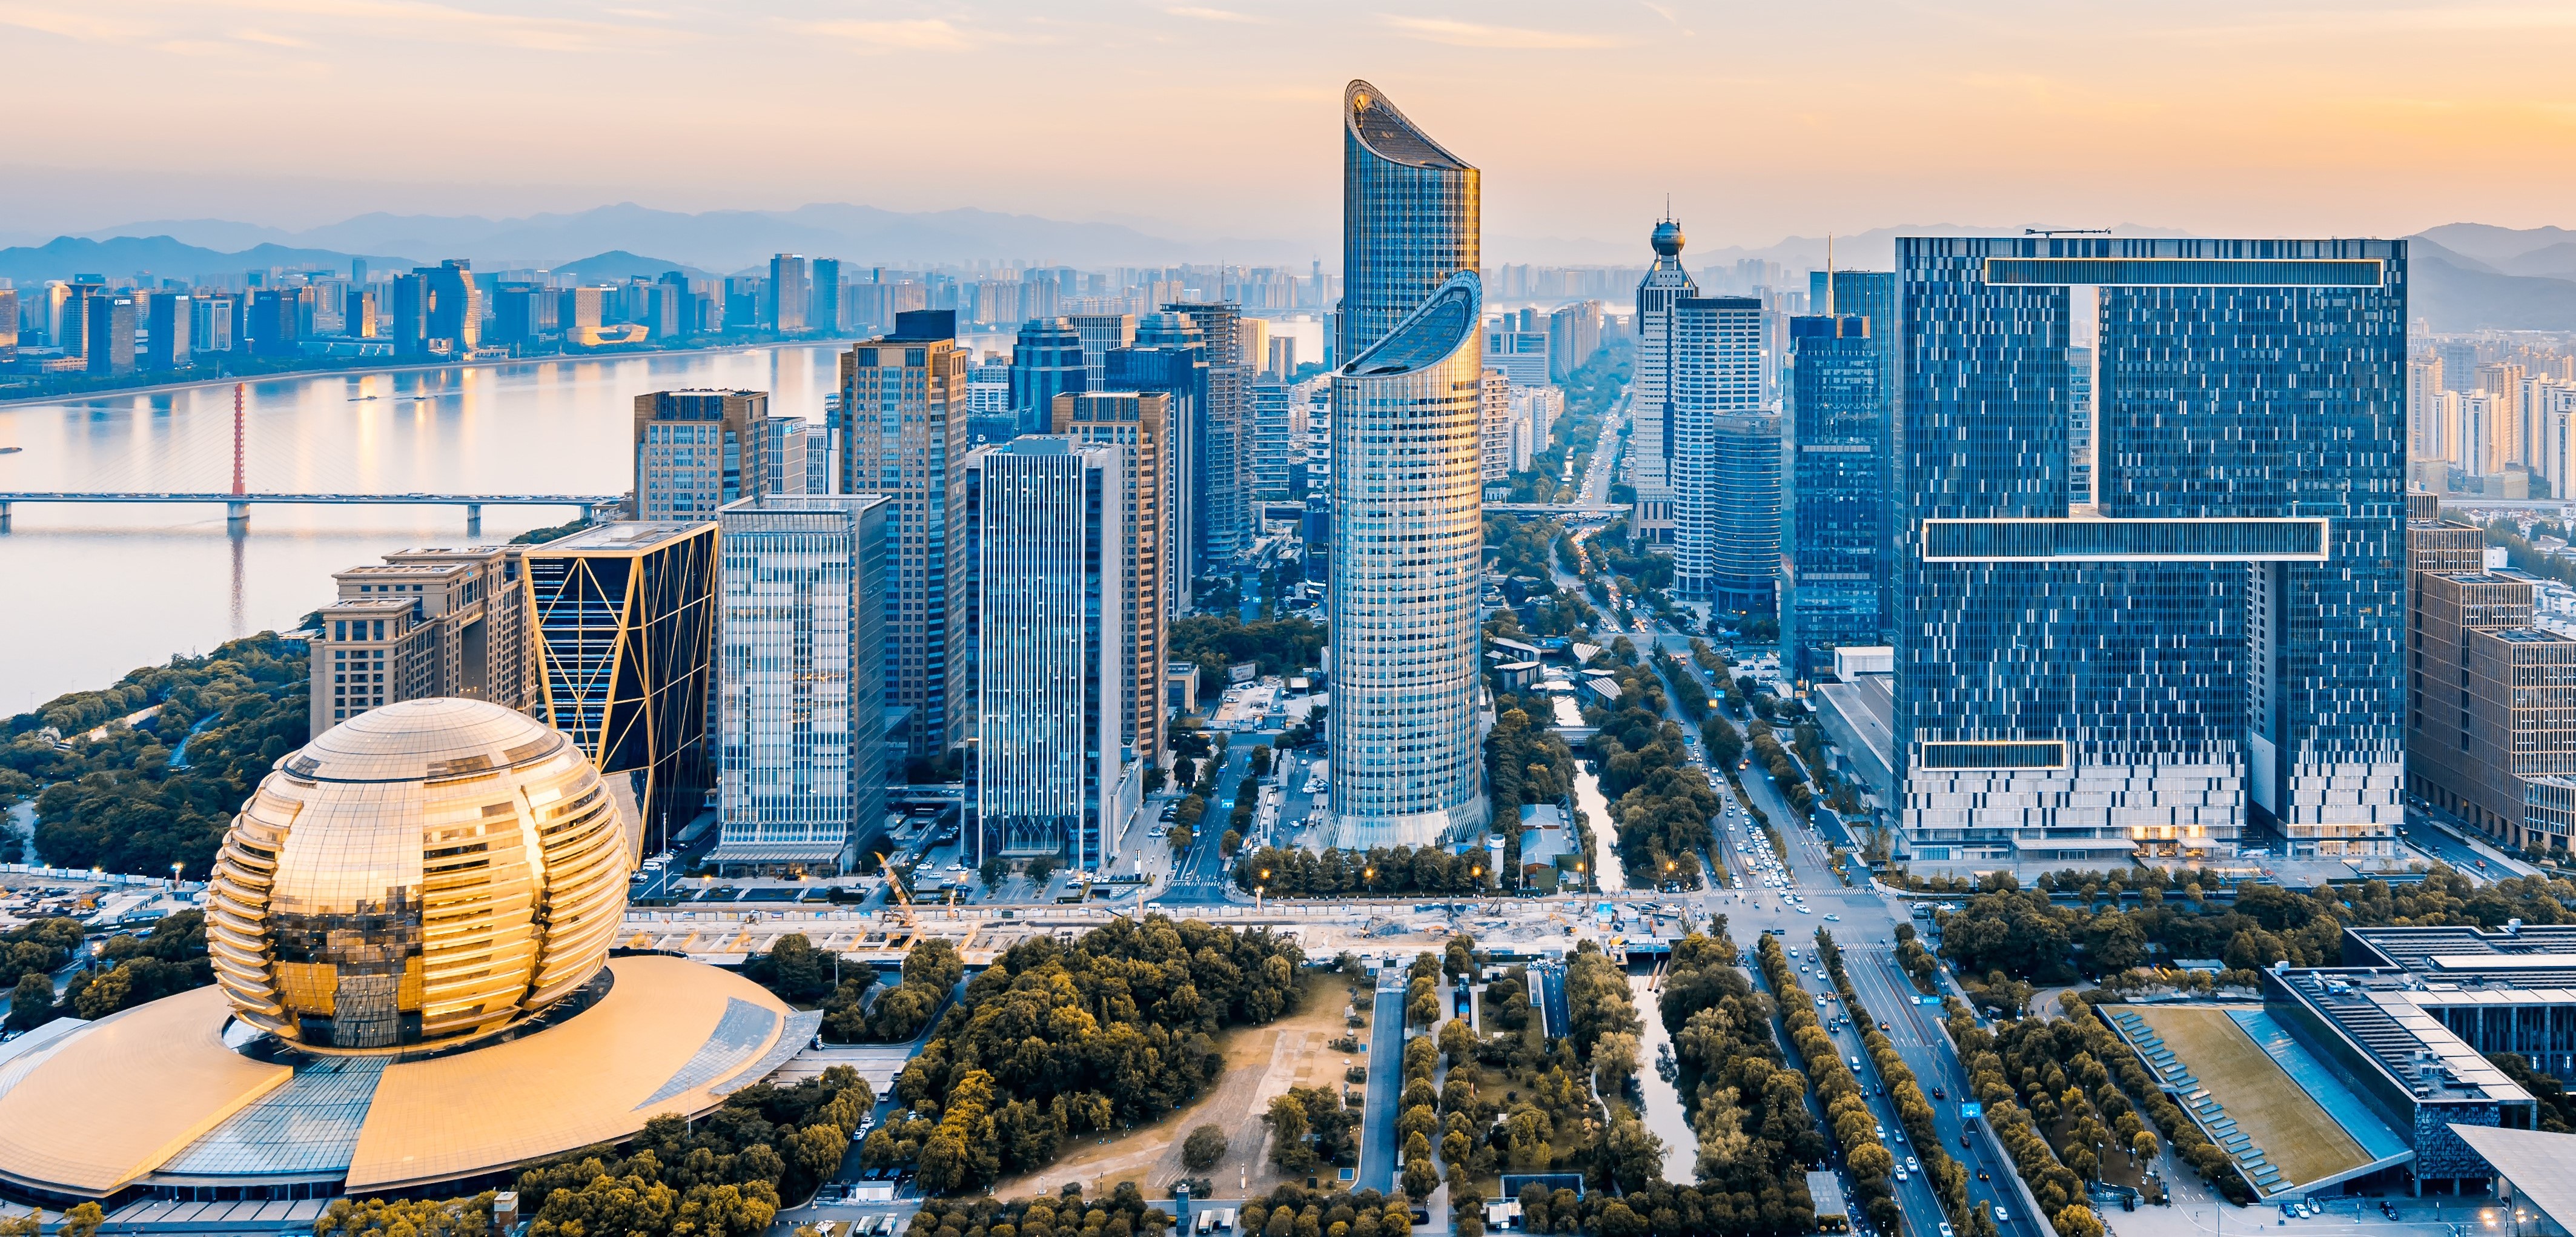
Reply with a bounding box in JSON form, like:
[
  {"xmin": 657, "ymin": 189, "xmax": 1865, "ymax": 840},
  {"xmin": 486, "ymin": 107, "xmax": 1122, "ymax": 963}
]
[{"xmin": 1328, "ymin": 80, "xmax": 1489, "ymax": 847}]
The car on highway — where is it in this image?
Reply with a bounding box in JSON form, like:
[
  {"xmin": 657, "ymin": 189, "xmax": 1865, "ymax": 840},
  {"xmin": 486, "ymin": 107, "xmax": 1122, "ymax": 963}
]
[
  {"xmin": 1994, "ymin": 1206, "xmax": 2009, "ymax": 1224},
  {"xmin": 1907, "ymin": 1156, "xmax": 1919, "ymax": 1173}
]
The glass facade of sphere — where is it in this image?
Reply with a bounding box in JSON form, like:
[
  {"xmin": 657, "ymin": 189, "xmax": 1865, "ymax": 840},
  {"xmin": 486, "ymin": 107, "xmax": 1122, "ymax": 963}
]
[{"xmin": 207, "ymin": 698, "xmax": 634, "ymax": 1052}]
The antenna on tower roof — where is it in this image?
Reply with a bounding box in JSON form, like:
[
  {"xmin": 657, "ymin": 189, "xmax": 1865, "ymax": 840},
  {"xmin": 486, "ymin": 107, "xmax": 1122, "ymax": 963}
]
[{"xmin": 1824, "ymin": 234, "xmax": 1835, "ymax": 317}]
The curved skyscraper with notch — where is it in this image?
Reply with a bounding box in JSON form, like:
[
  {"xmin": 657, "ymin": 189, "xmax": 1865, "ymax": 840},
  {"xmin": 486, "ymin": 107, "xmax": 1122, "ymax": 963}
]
[
  {"xmin": 1331, "ymin": 81, "xmax": 1489, "ymax": 849},
  {"xmin": 1339, "ymin": 81, "xmax": 1479, "ymax": 358}
]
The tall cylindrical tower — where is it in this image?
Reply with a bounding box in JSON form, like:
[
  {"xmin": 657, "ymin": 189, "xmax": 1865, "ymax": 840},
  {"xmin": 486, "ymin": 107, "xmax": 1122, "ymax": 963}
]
[
  {"xmin": 1330, "ymin": 80, "xmax": 1488, "ymax": 850},
  {"xmin": 1329, "ymin": 273, "xmax": 1491, "ymax": 847},
  {"xmin": 1339, "ymin": 80, "xmax": 1480, "ymax": 362}
]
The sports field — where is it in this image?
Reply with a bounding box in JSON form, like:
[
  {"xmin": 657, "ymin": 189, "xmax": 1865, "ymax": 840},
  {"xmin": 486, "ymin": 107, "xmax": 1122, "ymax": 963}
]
[{"xmin": 2129, "ymin": 1006, "xmax": 2369, "ymax": 1189}]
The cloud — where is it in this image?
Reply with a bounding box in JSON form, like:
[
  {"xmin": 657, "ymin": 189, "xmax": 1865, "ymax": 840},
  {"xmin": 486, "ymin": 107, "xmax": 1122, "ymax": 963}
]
[
  {"xmin": 799, "ymin": 16, "xmax": 973, "ymax": 50},
  {"xmin": 1168, "ymin": 5, "xmax": 1268, "ymax": 22},
  {"xmin": 0, "ymin": 3, "xmax": 156, "ymax": 41},
  {"xmin": 1379, "ymin": 15, "xmax": 1621, "ymax": 49},
  {"xmin": 233, "ymin": 27, "xmax": 310, "ymax": 46}
]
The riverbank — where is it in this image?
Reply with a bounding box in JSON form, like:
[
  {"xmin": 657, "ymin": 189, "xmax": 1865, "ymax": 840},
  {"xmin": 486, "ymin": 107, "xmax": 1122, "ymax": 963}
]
[{"xmin": 0, "ymin": 339, "xmax": 858, "ymax": 410}]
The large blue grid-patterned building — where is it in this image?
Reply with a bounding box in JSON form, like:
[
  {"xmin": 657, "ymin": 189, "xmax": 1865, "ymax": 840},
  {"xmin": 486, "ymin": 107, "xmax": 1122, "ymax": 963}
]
[{"xmin": 1896, "ymin": 237, "xmax": 2408, "ymax": 867}]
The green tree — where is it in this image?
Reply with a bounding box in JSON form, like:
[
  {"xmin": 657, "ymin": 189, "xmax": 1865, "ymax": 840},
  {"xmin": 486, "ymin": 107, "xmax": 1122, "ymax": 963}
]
[
  {"xmin": 57, "ymin": 1204, "xmax": 104, "ymax": 1237},
  {"xmin": 1184, "ymin": 1124, "xmax": 1229, "ymax": 1172},
  {"xmin": 1265, "ymin": 1093, "xmax": 1311, "ymax": 1170},
  {"xmin": 5, "ymin": 971, "xmax": 55, "ymax": 1031}
]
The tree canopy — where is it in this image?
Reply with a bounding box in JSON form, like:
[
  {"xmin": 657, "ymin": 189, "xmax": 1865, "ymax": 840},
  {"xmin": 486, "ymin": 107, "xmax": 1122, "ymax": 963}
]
[{"xmin": 867, "ymin": 915, "xmax": 1303, "ymax": 1193}]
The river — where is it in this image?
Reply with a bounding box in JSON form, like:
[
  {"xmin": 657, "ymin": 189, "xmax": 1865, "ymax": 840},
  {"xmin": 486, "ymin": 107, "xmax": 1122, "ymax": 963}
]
[
  {"xmin": 0, "ymin": 344, "xmax": 856, "ymax": 712},
  {"xmin": 1630, "ymin": 973, "xmax": 1698, "ymax": 1184},
  {"xmin": 1576, "ymin": 763, "xmax": 1624, "ymax": 893}
]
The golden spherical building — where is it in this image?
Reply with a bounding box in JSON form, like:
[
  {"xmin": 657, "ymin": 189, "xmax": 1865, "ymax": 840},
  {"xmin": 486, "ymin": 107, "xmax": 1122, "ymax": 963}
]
[
  {"xmin": 0, "ymin": 700, "xmax": 816, "ymax": 1206},
  {"xmin": 207, "ymin": 698, "xmax": 635, "ymax": 1050}
]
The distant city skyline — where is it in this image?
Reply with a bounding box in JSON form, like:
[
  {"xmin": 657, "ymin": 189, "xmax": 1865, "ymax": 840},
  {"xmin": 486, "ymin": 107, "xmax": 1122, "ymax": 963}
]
[{"xmin": 5, "ymin": 1, "xmax": 2573, "ymax": 257}]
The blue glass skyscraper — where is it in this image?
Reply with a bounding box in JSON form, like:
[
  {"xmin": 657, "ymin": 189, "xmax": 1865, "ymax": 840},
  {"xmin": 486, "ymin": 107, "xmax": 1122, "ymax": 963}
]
[
  {"xmin": 1897, "ymin": 237, "xmax": 2408, "ymax": 866},
  {"xmin": 1780, "ymin": 314, "xmax": 1883, "ymax": 680},
  {"xmin": 1009, "ymin": 317, "xmax": 1087, "ymax": 437}
]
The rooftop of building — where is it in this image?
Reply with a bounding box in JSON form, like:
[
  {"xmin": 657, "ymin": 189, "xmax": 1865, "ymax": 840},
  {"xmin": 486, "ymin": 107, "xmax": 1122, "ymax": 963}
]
[
  {"xmin": 336, "ymin": 562, "xmax": 471, "ymax": 579},
  {"xmin": 2446, "ymin": 1124, "xmax": 2576, "ymax": 1233},
  {"xmin": 525, "ymin": 520, "xmax": 713, "ymax": 554},
  {"xmin": 317, "ymin": 597, "xmax": 420, "ymax": 614},
  {"xmin": 2270, "ymin": 969, "xmax": 2532, "ymax": 1106},
  {"xmin": 2349, "ymin": 923, "xmax": 2576, "ymax": 970},
  {"xmin": 0, "ymin": 958, "xmax": 809, "ymax": 1199},
  {"xmin": 1344, "ymin": 79, "xmax": 1471, "ymax": 172},
  {"xmin": 1813, "ymin": 673, "xmax": 1895, "ymax": 764},
  {"xmin": 2485, "ymin": 626, "xmax": 2576, "ymax": 645}
]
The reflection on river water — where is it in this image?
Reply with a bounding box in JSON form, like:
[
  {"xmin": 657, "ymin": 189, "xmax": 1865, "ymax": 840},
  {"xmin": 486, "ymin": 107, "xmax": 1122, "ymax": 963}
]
[{"xmin": 0, "ymin": 345, "xmax": 851, "ymax": 710}]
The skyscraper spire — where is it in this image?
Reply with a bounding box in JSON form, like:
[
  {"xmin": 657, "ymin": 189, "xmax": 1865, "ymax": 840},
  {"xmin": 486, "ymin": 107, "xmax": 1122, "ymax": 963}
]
[{"xmin": 1826, "ymin": 233, "xmax": 1836, "ymax": 316}]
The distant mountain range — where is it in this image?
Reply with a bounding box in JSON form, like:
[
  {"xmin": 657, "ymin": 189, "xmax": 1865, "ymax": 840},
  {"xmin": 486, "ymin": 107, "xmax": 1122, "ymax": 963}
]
[
  {"xmin": 64, "ymin": 202, "xmax": 1308, "ymax": 274},
  {"xmin": 3, "ymin": 206, "xmax": 2573, "ymax": 333}
]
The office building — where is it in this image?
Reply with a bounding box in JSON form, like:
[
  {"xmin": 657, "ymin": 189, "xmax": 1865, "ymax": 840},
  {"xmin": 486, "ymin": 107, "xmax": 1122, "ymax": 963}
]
[
  {"xmin": 82, "ymin": 293, "xmax": 136, "ymax": 375},
  {"xmin": 2409, "ymin": 355, "xmax": 2445, "ymax": 461},
  {"xmin": 1631, "ymin": 217, "xmax": 1697, "ymax": 544},
  {"xmin": 1108, "ymin": 320, "xmax": 1208, "ymax": 599},
  {"xmin": 713, "ymin": 494, "xmax": 890, "ymax": 875},
  {"xmin": 1780, "ymin": 314, "xmax": 1885, "ymax": 679},
  {"xmin": 965, "ymin": 352, "xmax": 1015, "ymax": 444},
  {"xmin": 250, "ymin": 288, "xmax": 303, "ymax": 358},
  {"xmin": 810, "ymin": 257, "xmax": 843, "ymax": 334},
  {"xmin": 1485, "ymin": 323, "xmax": 1549, "ymax": 386},
  {"xmin": 1333, "ymin": 79, "xmax": 1487, "ymax": 849},
  {"xmin": 0, "ymin": 699, "xmax": 826, "ymax": 1205},
  {"xmin": 0, "ymin": 289, "xmax": 16, "ymax": 357},
  {"xmin": 1896, "ymin": 237, "xmax": 2406, "ymax": 867},
  {"xmin": 964, "ymin": 439, "xmax": 1137, "ymax": 870},
  {"xmin": 190, "ymin": 294, "xmax": 233, "ymax": 354},
  {"xmin": 1548, "ymin": 300, "xmax": 1602, "ymax": 379},
  {"xmin": 769, "ymin": 254, "xmax": 810, "ymax": 332},
  {"xmin": 840, "ymin": 310, "xmax": 970, "ymax": 757},
  {"xmin": 1669, "ymin": 294, "xmax": 1772, "ymax": 612},
  {"xmin": 1051, "ymin": 390, "xmax": 1172, "ymax": 768},
  {"xmin": 2405, "ymin": 495, "xmax": 2576, "ymax": 851},
  {"xmin": 632, "ymin": 389, "xmax": 800, "ymax": 520},
  {"xmin": 524, "ymin": 521, "xmax": 719, "ymax": 853},
  {"xmin": 1478, "ymin": 367, "xmax": 1512, "ymax": 484},
  {"xmin": 423, "ymin": 260, "xmax": 479, "ymax": 354},
  {"xmin": 309, "ymin": 545, "xmax": 533, "ymax": 735},
  {"xmin": 1165, "ymin": 302, "xmax": 1253, "ymax": 574},
  {"xmin": 1010, "ymin": 317, "xmax": 1088, "ymax": 437},
  {"xmin": 1250, "ymin": 377, "xmax": 1311, "ymax": 501},
  {"xmin": 1330, "ymin": 272, "xmax": 1491, "ymax": 847},
  {"xmin": 1067, "ymin": 312, "xmax": 1134, "ymax": 390},
  {"xmin": 144, "ymin": 292, "xmax": 191, "ymax": 371}
]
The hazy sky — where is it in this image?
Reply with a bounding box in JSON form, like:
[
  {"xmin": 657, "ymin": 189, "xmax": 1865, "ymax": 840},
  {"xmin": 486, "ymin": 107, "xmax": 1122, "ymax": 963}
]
[{"xmin": 7, "ymin": 0, "xmax": 2575, "ymax": 259}]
